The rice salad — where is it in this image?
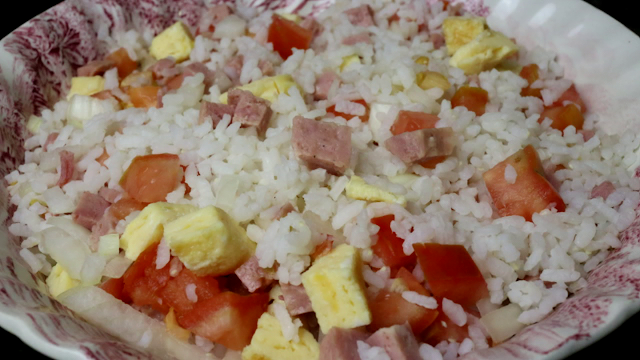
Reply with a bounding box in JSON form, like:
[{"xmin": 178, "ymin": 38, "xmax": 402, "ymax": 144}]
[{"xmin": 6, "ymin": 0, "xmax": 640, "ymax": 359}]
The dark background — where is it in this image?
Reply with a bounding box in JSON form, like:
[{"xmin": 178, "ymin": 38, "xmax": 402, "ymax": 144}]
[{"xmin": 0, "ymin": 0, "xmax": 638, "ymax": 358}]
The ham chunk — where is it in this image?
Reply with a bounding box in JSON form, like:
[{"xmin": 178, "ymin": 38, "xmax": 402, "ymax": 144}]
[
  {"xmin": 89, "ymin": 211, "xmax": 118, "ymax": 251},
  {"xmin": 149, "ymin": 58, "xmax": 180, "ymax": 85},
  {"xmin": 258, "ymin": 59, "xmax": 275, "ymax": 76},
  {"xmin": 223, "ymin": 55, "xmax": 244, "ymax": 84},
  {"xmin": 344, "ymin": 5, "xmax": 375, "ymax": 27},
  {"xmin": 198, "ymin": 101, "xmax": 235, "ymax": 126},
  {"xmin": 292, "ymin": 116, "xmax": 352, "ymax": 175},
  {"xmin": 184, "ymin": 62, "xmax": 216, "ymax": 93},
  {"xmin": 430, "ymin": 32, "xmax": 445, "ymax": 50},
  {"xmin": 342, "ymin": 32, "xmax": 372, "ymax": 45},
  {"xmin": 280, "ymin": 283, "xmax": 313, "ymax": 316},
  {"xmin": 57, "ymin": 150, "xmax": 75, "ymax": 186},
  {"xmin": 319, "ymin": 327, "xmax": 369, "ymax": 360},
  {"xmin": 300, "ymin": 17, "xmax": 323, "ymax": 37},
  {"xmin": 315, "ymin": 71, "xmax": 339, "ymax": 100},
  {"xmin": 384, "ymin": 127, "xmax": 456, "ymax": 164},
  {"xmin": 228, "ymin": 89, "xmax": 273, "ymax": 134},
  {"xmin": 199, "ymin": 4, "xmax": 232, "ymax": 33},
  {"xmin": 72, "ymin": 192, "xmax": 111, "ymax": 230},
  {"xmin": 78, "ymin": 59, "xmax": 115, "ymax": 77},
  {"xmin": 98, "ymin": 187, "xmax": 121, "ymax": 203},
  {"xmin": 234, "ymin": 256, "xmax": 273, "ymax": 292},
  {"xmin": 366, "ymin": 324, "xmax": 421, "ymax": 360},
  {"xmin": 591, "ymin": 181, "xmax": 616, "ymax": 201}
]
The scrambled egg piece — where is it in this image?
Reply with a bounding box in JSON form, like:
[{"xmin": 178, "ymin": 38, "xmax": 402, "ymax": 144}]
[
  {"xmin": 388, "ymin": 174, "xmax": 419, "ymax": 187},
  {"xmin": 442, "ymin": 16, "xmax": 487, "ymax": 56},
  {"xmin": 346, "ymin": 175, "xmax": 407, "ymax": 206},
  {"xmin": 120, "ymin": 202, "xmax": 196, "ymax": 261},
  {"xmin": 219, "ymin": 74, "xmax": 300, "ymax": 104},
  {"xmin": 417, "ymin": 71, "xmax": 451, "ymax": 91},
  {"xmin": 301, "ymin": 244, "xmax": 371, "ymax": 333},
  {"xmin": 67, "ymin": 76, "xmax": 105, "ymax": 100},
  {"xmin": 450, "ymin": 30, "xmax": 519, "ymax": 75},
  {"xmin": 242, "ymin": 313, "xmax": 319, "ymax": 360},
  {"xmin": 340, "ymin": 54, "xmax": 362, "ymax": 72},
  {"xmin": 164, "ymin": 206, "xmax": 255, "ymax": 276},
  {"xmin": 149, "ymin": 21, "xmax": 195, "ymax": 62},
  {"xmin": 276, "ymin": 12, "xmax": 303, "ymax": 23},
  {"xmin": 46, "ymin": 264, "xmax": 80, "ymax": 298}
]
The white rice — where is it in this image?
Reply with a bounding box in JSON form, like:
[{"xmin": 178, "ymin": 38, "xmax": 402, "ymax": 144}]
[
  {"xmin": 402, "ymin": 291, "xmax": 438, "ymax": 309},
  {"xmin": 357, "ymin": 341, "xmax": 391, "ymax": 360},
  {"xmin": 442, "ymin": 298, "xmax": 467, "ymax": 327},
  {"xmin": 185, "ymin": 284, "xmax": 198, "ymax": 303},
  {"xmin": 504, "ymin": 164, "xmax": 517, "ymax": 184},
  {"xmin": 155, "ymin": 238, "xmax": 171, "ymax": 270}
]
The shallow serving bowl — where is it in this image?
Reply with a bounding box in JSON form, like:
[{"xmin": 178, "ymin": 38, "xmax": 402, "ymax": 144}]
[{"xmin": 1, "ymin": 0, "xmax": 640, "ymax": 359}]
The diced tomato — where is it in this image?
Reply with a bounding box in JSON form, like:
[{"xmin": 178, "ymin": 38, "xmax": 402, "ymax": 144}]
[
  {"xmin": 160, "ymin": 268, "xmax": 221, "ymax": 314},
  {"xmin": 451, "ymin": 86, "xmax": 489, "ymax": 116},
  {"xmin": 519, "ymin": 64, "xmax": 542, "ymax": 99},
  {"xmin": 482, "ymin": 145, "xmax": 566, "ymax": 221},
  {"xmin": 326, "ymin": 99, "xmax": 370, "ymax": 122},
  {"xmin": 109, "ymin": 198, "xmax": 147, "ymax": 220},
  {"xmin": 100, "ymin": 277, "xmax": 129, "ymax": 302},
  {"xmin": 371, "ymin": 215, "xmax": 416, "ymax": 269},
  {"xmin": 539, "ymin": 104, "xmax": 584, "ymax": 131},
  {"xmin": 413, "ymin": 243, "xmax": 488, "ymax": 308},
  {"xmin": 311, "ymin": 237, "xmax": 334, "ymax": 261},
  {"xmin": 422, "ymin": 310, "xmax": 469, "ymax": 346},
  {"xmin": 367, "ymin": 289, "xmax": 439, "ymax": 335},
  {"xmin": 390, "ymin": 110, "xmax": 440, "ymax": 136},
  {"xmin": 165, "ymin": 74, "xmax": 185, "ymax": 92},
  {"xmin": 128, "ymin": 86, "xmax": 161, "ymax": 108},
  {"xmin": 177, "ymin": 291, "xmax": 269, "ymax": 351},
  {"xmin": 267, "ymin": 15, "xmax": 313, "ymax": 60},
  {"xmin": 122, "ymin": 242, "xmax": 172, "ymax": 314},
  {"xmin": 106, "ymin": 48, "xmax": 138, "ymax": 79},
  {"xmin": 552, "ymin": 84, "xmax": 587, "ymax": 113},
  {"xmin": 394, "ymin": 267, "xmax": 429, "ymax": 296},
  {"xmin": 119, "ymin": 153, "xmax": 183, "ymax": 203}
]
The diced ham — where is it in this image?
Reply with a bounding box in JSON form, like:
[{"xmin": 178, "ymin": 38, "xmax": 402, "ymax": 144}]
[
  {"xmin": 234, "ymin": 256, "xmax": 273, "ymax": 293},
  {"xmin": 57, "ymin": 150, "xmax": 75, "ymax": 186},
  {"xmin": 384, "ymin": 127, "xmax": 456, "ymax": 164},
  {"xmin": 72, "ymin": 192, "xmax": 112, "ymax": 230},
  {"xmin": 344, "ymin": 5, "xmax": 375, "ymax": 27},
  {"xmin": 223, "ymin": 55, "xmax": 244, "ymax": 84},
  {"xmin": 98, "ymin": 187, "xmax": 122, "ymax": 204},
  {"xmin": 273, "ymin": 203, "xmax": 296, "ymax": 220},
  {"xmin": 366, "ymin": 324, "xmax": 421, "ymax": 360},
  {"xmin": 91, "ymin": 90, "xmax": 117, "ymax": 101},
  {"xmin": 579, "ymin": 129, "xmax": 595, "ymax": 142},
  {"xmin": 150, "ymin": 58, "xmax": 180, "ymax": 84},
  {"xmin": 198, "ymin": 4, "xmax": 232, "ymax": 33},
  {"xmin": 300, "ymin": 17, "xmax": 323, "ymax": 37},
  {"xmin": 315, "ymin": 71, "xmax": 339, "ymax": 100},
  {"xmin": 280, "ymin": 283, "xmax": 313, "ymax": 316},
  {"xmin": 319, "ymin": 327, "xmax": 369, "ymax": 360},
  {"xmin": 89, "ymin": 211, "xmax": 118, "ymax": 251},
  {"xmin": 591, "ymin": 181, "xmax": 616, "ymax": 201},
  {"xmin": 430, "ymin": 32, "xmax": 445, "ymax": 50},
  {"xmin": 43, "ymin": 132, "xmax": 59, "ymax": 152},
  {"xmin": 342, "ymin": 32, "xmax": 372, "ymax": 45},
  {"xmin": 228, "ymin": 89, "xmax": 273, "ymax": 134},
  {"xmin": 77, "ymin": 59, "xmax": 115, "ymax": 77},
  {"xmin": 198, "ymin": 101, "xmax": 235, "ymax": 126},
  {"xmin": 292, "ymin": 116, "xmax": 352, "ymax": 175},
  {"xmin": 258, "ymin": 59, "xmax": 275, "ymax": 76},
  {"xmin": 184, "ymin": 62, "xmax": 216, "ymax": 93}
]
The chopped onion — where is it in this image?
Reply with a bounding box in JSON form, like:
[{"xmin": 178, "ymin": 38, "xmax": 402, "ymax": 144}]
[
  {"xmin": 47, "ymin": 216, "xmax": 91, "ymax": 241},
  {"xmin": 479, "ymin": 303, "xmax": 526, "ymax": 343},
  {"xmin": 42, "ymin": 187, "xmax": 75, "ymax": 214},
  {"xmin": 81, "ymin": 253, "xmax": 107, "ymax": 285},
  {"xmin": 195, "ymin": 335, "xmax": 214, "ymax": 353},
  {"xmin": 26, "ymin": 115, "xmax": 43, "ymax": 134},
  {"xmin": 102, "ymin": 255, "xmax": 133, "ymax": 279},
  {"xmin": 19, "ymin": 248, "xmax": 43, "ymax": 273},
  {"xmin": 213, "ymin": 15, "xmax": 247, "ymax": 39},
  {"xmin": 41, "ymin": 226, "xmax": 91, "ymax": 280},
  {"xmin": 98, "ymin": 234, "xmax": 120, "ymax": 258},
  {"xmin": 137, "ymin": 329, "xmax": 153, "ymax": 348},
  {"xmin": 66, "ymin": 95, "xmax": 113, "ymax": 129}
]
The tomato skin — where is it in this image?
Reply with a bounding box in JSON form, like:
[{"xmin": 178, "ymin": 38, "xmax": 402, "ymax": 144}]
[
  {"xmin": 177, "ymin": 291, "xmax": 270, "ymax": 351},
  {"xmin": 160, "ymin": 268, "xmax": 221, "ymax": 314},
  {"xmin": 128, "ymin": 86, "xmax": 161, "ymax": 108},
  {"xmin": 483, "ymin": 145, "xmax": 565, "ymax": 221},
  {"xmin": 371, "ymin": 215, "xmax": 416, "ymax": 269},
  {"xmin": 451, "ymin": 86, "xmax": 489, "ymax": 116},
  {"xmin": 109, "ymin": 198, "xmax": 147, "ymax": 220},
  {"xmin": 413, "ymin": 243, "xmax": 488, "ymax": 308},
  {"xmin": 122, "ymin": 242, "xmax": 172, "ymax": 314},
  {"xmin": 520, "ymin": 64, "xmax": 542, "ymax": 99},
  {"xmin": 106, "ymin": 48, "xmax": 138, "ymax": 79},
  {"xmin": 394, "ymin": 267, "xmax": 429, "ymax": 296},
  {"xmin": 100, "ymin": 277, "xmax": 129, "ymax": 303},
  {"xmin": 390, "ymin": 110, "xmax": 440, "ymax": 135},
  {"xmin": 267, "ymin": 15, "xmax": 313, "ymax": 60},
  {"xmin": 367, "ymin": 289, "xmax": 439, "ymax": 335},
  {"xmin": 326, "ymin": 99, "xmax": 370, "ymax": 122},
  {"xmin": 120, "ymin": 154, "xmax": 183, "ymax": 203},
  {"xmin": 553, "ymin": 84, "xmax": 587, "ymax": 113},
  {"xmin": 539, "ymin": 104, "xmax": 584, "ymax": 131}
]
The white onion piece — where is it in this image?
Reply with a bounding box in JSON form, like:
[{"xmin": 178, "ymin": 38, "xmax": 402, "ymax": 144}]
[
  {"xmin": 26, "ymin": 115, "xmax": 43, "ymax": 134},
  {"xmin": 476, "ymin": 297, "xmax": 500, "ymax": 317},
  {"xmin": 66, "ymin": 95, "xmax": 113, "ymax": 129},
  {"xmin": 98, "ymin": 234, "xmax": 120, "ymax": 258},
  {"xmin": 42, "ymin": 187, "xmax": 75, "ymax": 214},
  {"xmin": 41, "ymin": 226, "xmax": 91, "ymax": 280},
  {"xmin": 47, "ymin": 216, "xmax": 91, "ymax": 241},
  {"xmin": 81, "ymin": 253, "xmax": 107, "ymax": 285},
  {"xmin": 102, "ymin": 255, "xmax": 133, "ymax": 279},
  {"xmin": 479, "ymin": 303, "xmax": 526, "ymax": 343},
  {"xmin": 213, "ymin": 15, "xmax": 246, "ymax": 39},
  {"xmin": 19, "ymin": 248, "xmax": 43, "ymax": 273}
]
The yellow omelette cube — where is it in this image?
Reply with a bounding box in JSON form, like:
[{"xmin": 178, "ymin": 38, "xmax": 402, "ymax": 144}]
[
  {"xmin": 219, "ymin": 74, "xmax": 300, "ymax": 104},
  {"xmin": 449, "ymin": 30, "xmax": 519, "ymax": 75},
  {"xmin": 242, "ymin": 313, "xmax": 319, "ymax": 360},
  {"xmin": 67, "ymin": 76, "xmax": 105, "ymax": 100},
  {"xmin": 417, "ymin": 71, "xmax": 451, "ymax": 91},
  {"xmin": 442, "ymin": 16, "xmax": 487, "ymax": 56},
  {"xmin": 276, "ymin": 12, "xmax": 303, "ymax": 23},
  {"xmin": 164, "ymin": 206, "xmax": 255, "ymax": 276},
  {"xmin": 47, "ymin": 264, "xmax": 80, "ymax": 298},
  {"xmin": 149, "ymin": 21, "xmax": 195, "ymax": 62},
  {"xmin": 120, "ymin": 202, "xmax": 197, "ymax": 261},
  {"xmin": 345, "ymin": 175, "xmax": 407, "ymax": 206},
  {"xmin": 301, "ymin": 244, "xmax": 371, "ymax": 333},
  {"xmin": 340, "ymin": 54, "xmax": 361, "ymax": 72}
]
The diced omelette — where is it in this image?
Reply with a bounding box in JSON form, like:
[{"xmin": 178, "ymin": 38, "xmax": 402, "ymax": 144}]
[
  {"xmin": 219, "ymin": 74, "xmax": 301, "ymax": 104},
  {"xmin": 46, "ymin": 264, "xmax": 80, "ymax": 298},
  {"xmin": 345, "ymin": 175, "xmax": 407, "ymax": 206},
  {"xmin": 120, "ymin": 202, "xmax": 197, "ymax": 261},
  {"xmin": 442, "ymin": 16, "xmax": 487, "ymax": 56},
  {"xmin": 67, "ymin": 76, "xmax": 105, "ymax": 100},
  {"xmin": 276, "ymin": 12, "xmax": 303, "ymax": 23},
  {"xmin": 149, "ymin": 21, "xmax": 195, "ymax": 62},
  {"xmin": 450, "ymin": 30, "xmax": 519, "ymax": 75},
  {"xmin": 340, "ymin": 54, "xmax": 362, "ymax": 72},
  {"xmin": 242, "ymin": 312, "xmax": 319, "ymax": 360},
  {"xmin": 164, "ymin": 206, "xmax": 255, "ymax": 276},
  {"xmin": 301, "ymin": 244, "xmax": 371, "ymax": 333}
]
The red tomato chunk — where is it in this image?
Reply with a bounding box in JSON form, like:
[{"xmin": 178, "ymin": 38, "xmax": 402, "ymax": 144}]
[
  {"xmin": 389, "ymin": 110, "xmax": 446, "ymax": 169},
  {"xmin": 519, "ymin": 64, "xmax": 542, "ymax": 99},
  {"xmin": 539, "ymin": 103, "xmax": 584, "ymax": 131},
  {"xmin": 371, "ymin": 215, "xmax": 416, "ymax": 269},
  {"xmin": 122, "ymin": 242, "xmax": 172, "ymax": 314},
  {"xmin": 422, "ymin": 310, "xmax": 469, "ymax": 346},
  {"xmin": 367, "ymin": 288, "xmax": 439, "ymax": 335},
  {"xmin": 483, "ymin": 145, "xmax": 566, "ymax": 221},
  {"xmin": 107, "ymin": 48, "xmax": 138, "ymax": 79},
  {"xmin": 553, "ymin": 84, "xmax": 587, "ymax": 113},
  {"xmin": 413, "ymin": 243, "xmax": 488, "ymax": 308},
  {"xmin": 120, "ymin": 153, "xmax": 184, "ymax": 203},
  {"xmin": 268, "ymin": 15, "xmax": 313, "ymax": 60},
  {"xmin": 451, "ymin": 86, "xmax": 489, "ymax": 116}
]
